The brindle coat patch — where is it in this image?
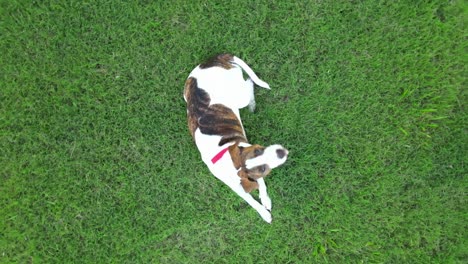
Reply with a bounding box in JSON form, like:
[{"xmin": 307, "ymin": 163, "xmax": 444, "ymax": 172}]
[
  {"xmin": 199, "ymin": 53, "xmax": 235, "ymax": 70},
  {"xmin": 184, "ymin": 77, "xmax": 247, "ymax": 146}
]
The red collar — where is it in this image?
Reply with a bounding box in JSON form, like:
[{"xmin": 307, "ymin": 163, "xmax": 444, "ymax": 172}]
[{"xmin": 211, "ymin": 147, "xmax": 230, "ymax": 164}]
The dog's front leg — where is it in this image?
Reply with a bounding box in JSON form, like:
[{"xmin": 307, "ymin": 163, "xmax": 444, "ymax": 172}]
[
  {"xmin": 236, "ymin": 188, "xmax": 272, "ymax": 223},
  {"xmin": 214, "ymin": 174, "xmax": 272, "ymax": 223},
  {"xmin": 227, "ymin": 181, "xmax": 272, "ymax": 223},
  {"xmin": 257, "ymin": 178, "xmax": 272, "ymax": 211}
]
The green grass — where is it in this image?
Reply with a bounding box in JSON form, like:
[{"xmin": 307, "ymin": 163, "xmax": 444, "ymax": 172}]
[{"xmin": 1, "ymin": 0, "xmax": 466, "ymax": 263}]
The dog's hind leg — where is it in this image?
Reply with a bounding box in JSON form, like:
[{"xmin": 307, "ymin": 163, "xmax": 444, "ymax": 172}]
[
  {"xmin": 245, "ymin": 78, "xmax": 256, "ymax": 112},
  {"xmin": 234, "ymin": 78, "xmax": 255, "ymax": 111}
]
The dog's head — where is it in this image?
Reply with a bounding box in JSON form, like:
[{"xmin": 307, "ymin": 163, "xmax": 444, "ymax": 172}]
[{"xmin": 229, "ymin": 143, "xmax": 288, "ymax": 192}]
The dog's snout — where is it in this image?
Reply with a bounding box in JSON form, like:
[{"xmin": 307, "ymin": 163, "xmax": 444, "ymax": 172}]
[{"xmin": 276, "ymin": 149, "xmax": 288, "ymax": 159}]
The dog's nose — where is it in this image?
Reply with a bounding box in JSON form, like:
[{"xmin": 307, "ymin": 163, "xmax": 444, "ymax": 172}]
[{"xmin": 276, "ymin": 148, "xmax": 288, "ymax": 159}]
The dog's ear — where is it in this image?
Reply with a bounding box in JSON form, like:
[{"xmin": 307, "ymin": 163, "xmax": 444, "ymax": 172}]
[
  {"xmin": 229, "ymin": 143, "xmax": 243, "ymax": 169},
  {"xmin": 240, "ymin": 165, "xmax": 271, "ymax": 181},
  {"xmin": 237, "ymin": 169, "xmax": 248, "ymax": 178},
  {"xmin": 238, "ymin": 169, "xmax": 259, "ymax": 193},
  {"xmin": 240, "ymin": 178, "xmax": 258, "ymax": 193}
]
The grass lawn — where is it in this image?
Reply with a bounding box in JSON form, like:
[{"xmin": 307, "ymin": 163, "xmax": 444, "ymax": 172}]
[{"xmin": 1, "ymin": 0, "xmax": 466, "ymax": 263}]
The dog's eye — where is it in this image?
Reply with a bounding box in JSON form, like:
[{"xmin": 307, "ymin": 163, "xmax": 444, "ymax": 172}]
[
  {"xmin": 254, "ymin": 149, "xmax": 263, "ymax": 156},
  {"xmin": 259, "ymin": 165, "xmax": 266, "ymax": 173}
]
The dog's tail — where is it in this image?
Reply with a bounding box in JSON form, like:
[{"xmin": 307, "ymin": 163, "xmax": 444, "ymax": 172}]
[{"xmin": 232, "ymin": 56, "xmax": 270, "ymax": 89}]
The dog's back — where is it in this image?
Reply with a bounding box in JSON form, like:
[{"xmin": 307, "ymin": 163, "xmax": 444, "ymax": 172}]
[{"xmin": 184, "ymin": 76, "xmax": 247, "ymax": 147}]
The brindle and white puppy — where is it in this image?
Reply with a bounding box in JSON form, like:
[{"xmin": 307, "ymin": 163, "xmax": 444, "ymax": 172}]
[{"xmin": 184, "ymin": 54, "xmax": 288, "ymax": 223}]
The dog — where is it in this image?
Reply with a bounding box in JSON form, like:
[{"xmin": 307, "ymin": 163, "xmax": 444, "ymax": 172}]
[{"xmin": 183, "ymin": 54, "xmax": 288, "ymax": 223}]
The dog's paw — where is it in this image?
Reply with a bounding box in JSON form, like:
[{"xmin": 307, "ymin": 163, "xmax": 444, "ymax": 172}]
[{"xmin": 258, "ymin": 208, "xmax": 272, "ymax": 223}]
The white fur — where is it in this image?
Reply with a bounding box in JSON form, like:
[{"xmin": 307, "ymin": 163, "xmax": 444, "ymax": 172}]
[
  {"xmin": 245, "ymin": 144, "xmax": 289, "ymax": 169},
  {"xmin": 232, "ymin": 56, "xmax": 270, "ymax": 89},
  {"xmin": 257, "ymin": 178, "xmax": 272, "ymax": 211},
  {"xmin": 187, "ymin": 56, "xmax": 282, "ymax": 223},
  {"xmin": 193, "ymin": 129, "xmax": 273, "ymax": 223}
]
